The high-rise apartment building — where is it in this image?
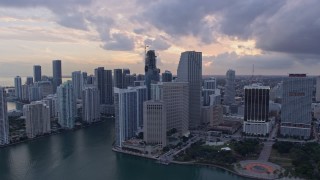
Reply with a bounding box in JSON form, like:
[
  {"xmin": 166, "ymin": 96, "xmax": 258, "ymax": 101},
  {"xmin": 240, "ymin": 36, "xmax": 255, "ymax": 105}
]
[
  {"xmin": 162, "ymin": 70, "xmax": 173, "ymax": 82},
  {"xmin": 281, "ymin": 74, "xmax": 313, "ymax": 139},
  {"xmin": 94, "ymin": 67, "xmax": 113, "ymax": 104},
  {"xmin": 124, "ymin": 74, "xmax": 136, "ymax": 88},
  {"xmin": 145, "ymin": 50, "xmax": 160, "ymax": 100},
  {"xmin": 57, "ymin": 81, "xmax": 76, "ymax": 129},
  {"xmin": 82, "ymin": 86, "xmax": 100, "ymax": 123},
  {"xmin": 0, "ymin": 87, "xmax": 9, "ymax": 145},
  {"xmin": 122, "ymin": 69, "xmax": 130, "ymax": 88},
  {"xmin": 143, "ymin": 100, "xmax": 167, "ymax": 148},
  {"xmin": 21, "ymin": 84, "xmax": 30, "ymax": 101},
  {"xmin": 80, "ymin": 72, "xmax": 88, "ymax": 90},
  {"xmin": 72, "ymin": 71, "xmax": 82, "ymax": 100},
  {"xmin": 33, "ymin": 65, "xmax": 42, "ymax": 82},
  {"xmin": 23, "ymin": 101, "xmax": 51, "ymax": 138},
  {"xmin": 202, "ymin": 89, "xmax": 215, "ymax": 106},
  {"xmin": 43, "ymin": 94, "xmax": 58, "ymax": 119},
  {"xmin": 134, "ymin": 86, "xmax": 147, "ymax": 129},
  {"xmin": 28, "ymin": 85, "xmax": 42, "ymax": 102},
  {"xmin": 224, "ymin": 69, "xmax": 236, "ymax": 105},
  {"xmin": 52, "ymin": 60, "xmax": 62, "ymax": 93},
  {"xmin": 26, "ymin": 77, "xmax": 34, "ymax": 85},
  {"xmin": 177, "ymin": 51, "xmax": 202, "ymax": 129},
  {"xmin": 114, "ymin": 69, "xmax": 123, "ymax": 89},
  {"xmin": 14, "ymin": 76, "xmax": 22, "ymax": 100},
  {"xmin": 105, "ymin": 70, "xmax": 113, "ymax": 104},
  {"xmin": 35, "ymin": 81, "xmax": 53, "ymax": 98},
  {"xmin": 204, "ymin": 78, "xmax": 216, "ymax": 90},
  {"xmin": 114, "ymin": 88, "xmax": 137, "ymax": 147},
  {"xmin": 243, "ymin": 84, "xmax": 271, "ymax": 136}
]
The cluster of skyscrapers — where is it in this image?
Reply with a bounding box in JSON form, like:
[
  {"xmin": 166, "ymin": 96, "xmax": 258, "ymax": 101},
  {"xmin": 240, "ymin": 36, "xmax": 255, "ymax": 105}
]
[
  {"xmin": 114, "ymin": 50, "xmax": 203, "ymax": 149},
  {"xmin": 0, "ymin": 50, "xmax": 317, "ymax": 147}
]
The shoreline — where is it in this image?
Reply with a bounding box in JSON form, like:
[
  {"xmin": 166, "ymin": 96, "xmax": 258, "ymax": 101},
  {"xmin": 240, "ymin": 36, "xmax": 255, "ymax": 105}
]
[
  {"xmin": 112, "ymin": 147, "xmax": 268, "ymax": 180},
  {"xmin": 0, "ymin": 119, "xmax": 108, "ymax": 149}
]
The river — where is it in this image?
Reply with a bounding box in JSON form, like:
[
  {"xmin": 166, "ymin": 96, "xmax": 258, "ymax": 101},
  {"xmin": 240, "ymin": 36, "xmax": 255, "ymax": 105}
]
[{"xmin": 0, "ymin": 120, "xmax": 248, "ymax": 180}]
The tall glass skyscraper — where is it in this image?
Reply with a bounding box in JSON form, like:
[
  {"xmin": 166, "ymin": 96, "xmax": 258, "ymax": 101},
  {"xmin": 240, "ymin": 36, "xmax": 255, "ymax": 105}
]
[
  {"xmin": 72, "ymin": 71, "xmax": 82, "ymax": 100},
  {"xmin": 177, "ymin": 51, "xmax": 202, "ymax": 129},
  {"xmin": 224, "ymin": 69, "xmax": 236, "ymax": 105},
  {"xmin": 281, "ymin": 74, "xmax": 313, "ymax": 139},
  {"xmin": 243, "ymin": 84, "xmax": 271, "ymax": 136},
  {"xmin": 114, "ymin": 69, "xmax": 123, "ymax": 89},
  {"xmin": 52, "ymin": 60, "xmax": 62, "ymax": 93},
  {"xmin": 144, "ymin": 50, "xmax": 160, "ymax": 100},
  {"xmin": 14, "ymin": 76, "xmax": 22, "ymax": 100},
  {"xmin": 0, "ymin": 87, "xmax": 9, "ymax": 145},
  {"xmin": 94, "ymin": 67, "xmax": 113, "ymax": 105},
  {"xmin": 33, "ymin": 65, "xmax": 42, "ymax": 82}
]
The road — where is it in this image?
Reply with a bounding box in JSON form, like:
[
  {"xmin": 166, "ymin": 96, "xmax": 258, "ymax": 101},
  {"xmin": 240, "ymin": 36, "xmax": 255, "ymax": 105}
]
[{"xmin": 158, "ymin": 136, "xmax": 200, "ymax": 164}]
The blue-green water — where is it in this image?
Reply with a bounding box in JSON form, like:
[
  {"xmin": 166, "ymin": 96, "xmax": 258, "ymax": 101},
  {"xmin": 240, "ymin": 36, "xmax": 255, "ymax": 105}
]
[{"xmin": 0, "ymin": 120, "xmax": 248, "ymax": 180}]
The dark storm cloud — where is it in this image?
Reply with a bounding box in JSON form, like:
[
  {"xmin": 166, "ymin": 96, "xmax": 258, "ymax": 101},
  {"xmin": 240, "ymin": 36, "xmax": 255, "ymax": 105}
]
[
  {"xmin": 138, "ymin": 0, "xmax": 320, "ymax": 57},
  {"xmin": 208, "ymin": 52, "xmax": 295, "ymax": 70},
  {"xmin": 0, "ymin": 0, "xmax": 135, "ymax": 51},
  {"xmin": 254, "ymin": 0, "xmax": 320, "ymax": 55}
]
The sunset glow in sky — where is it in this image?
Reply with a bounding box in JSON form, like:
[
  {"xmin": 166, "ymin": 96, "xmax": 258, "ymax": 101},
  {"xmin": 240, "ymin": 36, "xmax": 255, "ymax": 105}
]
[{"xmin": 0, "ymin": 0, "xmax": 319, "ymax": 76}]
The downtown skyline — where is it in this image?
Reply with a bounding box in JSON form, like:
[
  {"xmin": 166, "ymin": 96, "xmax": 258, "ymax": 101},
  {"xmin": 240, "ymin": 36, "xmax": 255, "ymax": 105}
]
[{"xmin": 0, "ymin": 0, "xmax": 320, "ymax": 76}]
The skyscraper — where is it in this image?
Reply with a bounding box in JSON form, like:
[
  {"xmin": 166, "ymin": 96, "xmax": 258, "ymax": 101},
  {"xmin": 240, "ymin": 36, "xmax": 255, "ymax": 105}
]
[
  {"xmin": 202, "ymin": 89, "xmax": 215, "ymax": 106},
  {"xmin": 57, "ymin": 81, "xmax": 76, "ymax": 129},
  {"xmin": 82, "ymin": 86, "xmax": 100, "ymax": 123},
  {"xmin": 14, "ymin": 76, "xmax": 22, "ymax": 100},
  {"xmin": 52, "ymin": 60, "xmax": 62, "ymax": 93},
  {"xmin": 316, "ymin": 76, "xmax": 320, "ymax": 102},
  {"xmin": 94, "ymin": 67, "xmax": 113, "ymax": 104},
  {"xmin": 26, "ymin": 77, "xmax": 34, "ymax": 85},
  {"xmin": 143, "ymin": 100, "xmax": 167, "ymax": 148},
  {"xmin": 35, "ymin": 81, "xmax": 53, "ymax": 98},
  {"xmin": 243, "ymin": 84, "xmax": 271, "ymax": 136},
  {"xmin": 151, "ymin": 82, "xmax": 189, "ymax": 135},
  {"xmin": 204, "ymin": 78, "xmax": 216, "ymax": 90},
  {"xmin": 24, "ymin": 101, "xmax": 51, "ymax": 138},
  {"xmin": 122, "ymin": 69, "xmax": 130, "ymax": 88},
  {"xmin": 72, "ymin": 71, "xmax": 82, "ymax": 100},
  {"xmin": 162, "ymin": 70, "xmax": 173, "ymax": 82},
  {"xmin": 80, "ymin": 72, "xmax": 88, "ymax": 91},
  {"xmin": 124, "ymin": 74, "xmax": 136, "ymax": 88},
  {"xmin": 224, "ymin": 69, "xmax": 236, "ymax": 105},
  {"xmin": 0, "ymin": 87, "xmax": 9, "ymax": 145},
  {"xmin": 281, "ymin": 74, "xmax": 313, "ymax": 139},
  {"xmin": 105, "ymin": 70, "xmax": 113, "ymax": 105},
  {"xmin": 21, "ymin": 84, "xmax": 30, "ymax": 101},
  {"xmin": 114, "ymin": 88, "xmax": 137, "ymax": 147},
  {"xmin": 114, "ymin": 69, "xmax": 123, "ymax": 89},
  {"xmin": 177, "ymin": 51, "xmax": 202, "ymax": 129},
  {"xmin": 145, "ymin": 50, "xmax": 160, "ymax": 100},
  {"xmin": 33, "ymin": 65, "xmax": 42, "ymax": 82},
  {"xmin": 133, "ymin": 86, "xmax": 147, "ymax": 129},
  {"xmin": 28, "ymin": 85, "xmax": 42, "ymax": 101}
]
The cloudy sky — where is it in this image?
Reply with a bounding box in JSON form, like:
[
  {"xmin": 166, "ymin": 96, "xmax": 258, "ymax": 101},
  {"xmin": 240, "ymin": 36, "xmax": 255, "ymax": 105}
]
[{"xmin": 0, "ymin": 0, "xmax": 319, "ymax": 76}]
